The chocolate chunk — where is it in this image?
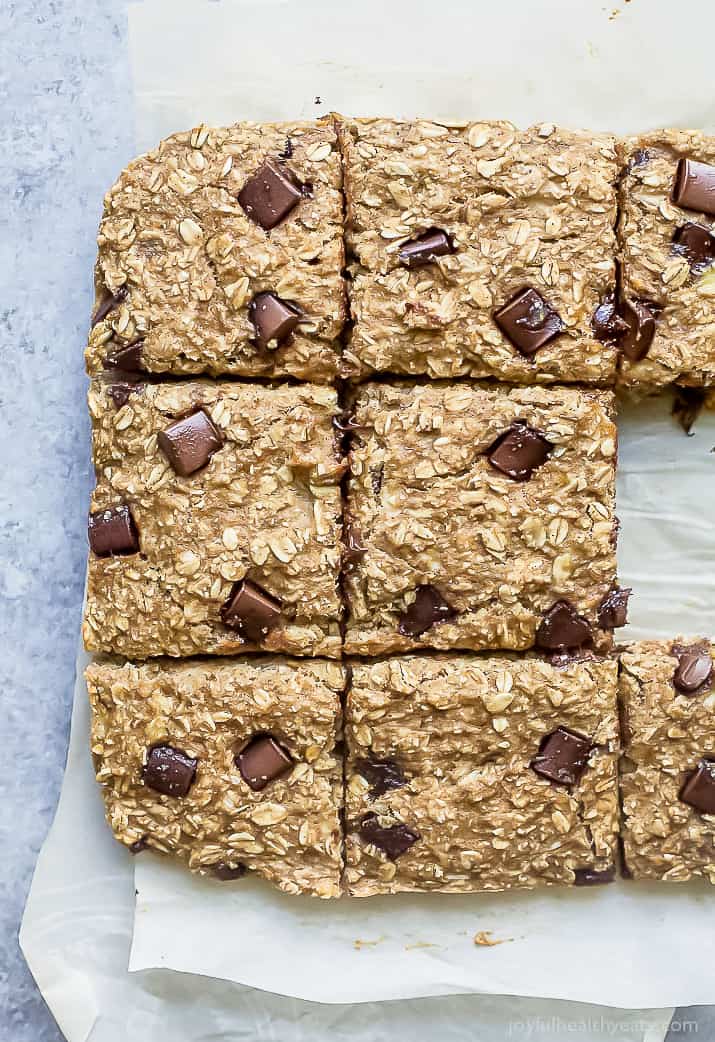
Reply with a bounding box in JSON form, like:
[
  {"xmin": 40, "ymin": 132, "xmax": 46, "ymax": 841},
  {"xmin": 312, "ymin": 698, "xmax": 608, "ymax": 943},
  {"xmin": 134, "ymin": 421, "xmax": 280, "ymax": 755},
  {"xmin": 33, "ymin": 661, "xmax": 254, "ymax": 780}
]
[
  {"xmin": 398, "ymin": 228, "xmax": 454, "ymax": 268},
  {"xmin": 672, "ymin": 222, "xmax": 715, "ymax": 272},
  {"xmin": 108, "ymin": 382, "xmax": 143, "ymax": 410},
  {"xmin": 129, "ymin": 835, "xmax": 149, "ymax": 855},
  {"xmin": 279, "ymin": 137, "xmax": 294, "ymax": 160},
  {"xmin": 158, "ymin": 409, "xmax": 223, "ymax": 477},
  {"xmin": 398, "ymin": 585, "xmax": 455, "ymax": 638},
  {"xmin": 238, "ymin": 160, "xmax": 303, "ymax": 229},
  {"xmin": 487, "ymin": 423, "xmax": 552, "ymax": 481},
  {"xmin": 249, "ymin": 292, "xmax": 301, "ymax": 348},
  {"xmin": 210, "ymin": 862, "xmax": 247, "ymax": 880},
  {"xmin": 597, "ymin": 586, "xmax": 631, "ymax": 630},
  {"xmin": 531, "ymin": 727, "xmax": 593, "ymax": 787},
  {"xmin": 358, "ymin": 814, "xmax": 420, "ymax": 860},
  {"xmin": 680, "ymin": 759, "xmax": 715, "ymax": 814},
  {"xmin": 672, "ymin": 158, "xmax": 715, "ymax": 215},
  {"xmin": 619, "ymin": 299, "xmax": 658, "ymax": 362},
  {"xmin": 672, "ymin": 644, "xmax": 713, "ymax": 695},
  {"xmin": 142, "ymin": 745, "xmax": 198, "ymax": 797},
  {"xmin": 574, "ymin": 866, "xmax": 615, "ymax": 886},
  {"xmin": 105, "ymin": 339, "xmax": 143, "ymax": 372},
  {"xmin": 370, "ymin": 463, "xmax": 384, "ymax": 496},
  {"xmin": 88, "ymin": 504, "xmax": 139, "ymax": 557},
  {"xmin": 672, "ymin": 386, "xmax": 706, "ymax": 436},
  {"xmin": 356, "ymin": 756, "xmax": 406, "ymax": 799},
  {"xmin": 629, "ymin": 148, "xmax": 651, "ymax": 170},
  {"xmin": 236, "ymin": 734, "xmax": 293, "ymax": 791},
  {"xmin": 221, "ymin": 579, "xmax": 283, "ymax": 642},
  {"xmin": 536, "ymin": 601, "xmax": 592, "ymax": 652},
  {"xmin": 91, "ymin": 285, "xmax": 128, "ymax": 327},
  {"xmin": 342, "ymin": 522, "xmax": 367, "ymax": 572},
  {"xmin": 493, "ymin": 287, "xmax": 563, "ymax": 356},
  {"xmin": 591, "ymin": 292, "xmax": 629, "ymax": 343}
]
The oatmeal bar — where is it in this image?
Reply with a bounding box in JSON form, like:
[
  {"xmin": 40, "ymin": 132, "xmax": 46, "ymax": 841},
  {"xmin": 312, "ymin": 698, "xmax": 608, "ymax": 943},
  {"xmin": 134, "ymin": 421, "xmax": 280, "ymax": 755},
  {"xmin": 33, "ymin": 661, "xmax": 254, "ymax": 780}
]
[
  {"xmin": 340, "ymin": 118, "xmax": 619, "ymax": 383},
  {"xmin": 619, "ymin": 639, "xmax": 715, "ymax": 882},
  {"xmin": 342, "ymin": 381, "xmax": 621, "ymax": 656},
  {"xmin": 618, "ymin": 131, "xmax": 715, "ymax": 391},
  {"xmin": 87, "ymin": 657, "xmax": 344, "ymax": 898},
  {"xmin": 344, "ymin": 654, "xmax": 619, "ymax": 895},
  {"xmin": 86, "ymin": 119, "xmax": 345, "ymax": 382},
  {"xmin": 83, "ymin": 379, "xmax": 343, "ymax": 658}
]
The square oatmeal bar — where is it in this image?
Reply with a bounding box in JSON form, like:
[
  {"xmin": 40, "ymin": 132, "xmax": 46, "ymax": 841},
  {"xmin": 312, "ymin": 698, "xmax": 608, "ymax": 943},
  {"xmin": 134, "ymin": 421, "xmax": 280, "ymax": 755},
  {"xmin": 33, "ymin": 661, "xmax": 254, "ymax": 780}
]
[
  {"xmin": 620, "ymin": 640, "xmax": 715, "ymax": 882},
  {"xmin": 344, "ymin": 654, "xmax": 619, "ymax": 895},
  {"xmin": 86, "ymin": 119, "xmax": 345, "ymax": 382},
  {"xmin": 83, "ymin": 379, "xmax": 343, "ymax": 658},
  {"xmin": 340, "ymin": 118, "xmax": 619, "ymax": 383},
  {"xmin": 618, "ymin": 131, "xmax": 715, "ymax": 391},
  {"xmin": 342, "ymin": 381, "xmax": 621, "ymax": 656},
  {"xmin": 87, "ymin": 656, "xmax": 345, "ymax": 898}
]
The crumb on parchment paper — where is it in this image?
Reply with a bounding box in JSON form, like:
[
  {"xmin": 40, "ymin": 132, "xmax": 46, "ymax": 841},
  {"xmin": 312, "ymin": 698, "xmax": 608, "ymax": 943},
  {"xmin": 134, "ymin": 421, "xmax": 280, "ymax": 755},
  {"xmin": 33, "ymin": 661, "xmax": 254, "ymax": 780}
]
[
  {"xmin": 353, "ymin": 937, "xmax": 384, "ymax": 950},
  {"xmin": 474, "ymin": 930, "xmax": 513, "ymax": 947}
]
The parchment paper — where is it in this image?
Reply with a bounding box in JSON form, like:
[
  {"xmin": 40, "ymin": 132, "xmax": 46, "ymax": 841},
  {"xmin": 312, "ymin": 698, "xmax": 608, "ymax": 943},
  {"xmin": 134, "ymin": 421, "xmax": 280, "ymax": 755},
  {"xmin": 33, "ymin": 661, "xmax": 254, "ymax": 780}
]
[{"xmin": 20, "ymin": 0, "xmax": 715, "ymax": 1036}]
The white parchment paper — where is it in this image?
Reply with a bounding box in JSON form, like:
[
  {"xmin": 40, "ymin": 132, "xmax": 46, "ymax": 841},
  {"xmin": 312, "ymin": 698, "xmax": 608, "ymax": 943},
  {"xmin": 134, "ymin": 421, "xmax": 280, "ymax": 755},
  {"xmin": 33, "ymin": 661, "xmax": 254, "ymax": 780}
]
[{"xmin": 20, "ymin": 0, "xmax": 715, "ymax": 1036}]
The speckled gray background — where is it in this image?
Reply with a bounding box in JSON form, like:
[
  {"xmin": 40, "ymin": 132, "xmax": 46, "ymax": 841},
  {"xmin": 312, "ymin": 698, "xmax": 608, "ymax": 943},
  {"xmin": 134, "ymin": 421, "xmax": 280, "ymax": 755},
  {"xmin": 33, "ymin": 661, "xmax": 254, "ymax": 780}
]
[{"xmin": 0, "ymin": 2, "xmax": 712, "ymax": 1040}]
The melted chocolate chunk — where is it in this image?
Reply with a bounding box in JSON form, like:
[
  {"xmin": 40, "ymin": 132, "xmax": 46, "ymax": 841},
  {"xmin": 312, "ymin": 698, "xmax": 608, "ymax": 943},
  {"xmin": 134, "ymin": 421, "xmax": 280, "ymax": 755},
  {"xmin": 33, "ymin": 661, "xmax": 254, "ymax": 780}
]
[
  {"xmin": 672, "ymin": 386, "xmax": 707, "ymax": 436},
  {"xmin": 680, "ymin": 759, "xmax": 715, "ymax": 814},
  {"xmin": 220, "ymin": 579, "xmax": 283, "ymax": 642},
  {"xmin": 536, "ymin": 601, "xmax": 592, "ymax": 652},
  {"xmin": 398, "ymin": 228, "xmax": 454, "ymax": 268},
  {"xmin": 672, "ymin": 158, "xmax": 715, "ymax": 216},
  {"xmin": 597, "ymin": 586, "xmax": 631, "ymax": 630},
  {"xmin": 129, "ymin": 836, "xmax": 149, "ymax": 855},
  {"xmin": 619, "ymin": 298, "xmax": 658, "ymax": 362},
  {"xmin": 238, "ymin": 160, "xmax": 303, "ymax": 229},
  {"xmin": 236, "ymin": 734, "xmax": 293, "ymax": 791},
  {"xmin": 91, "ymin": 285, "xmax": 128, "ymax": 327},
  {"xmin": 88, "ymin": 504, "xmax": 139, "ymax": 557},
  {"xmin": 591, "ymin": 292, "xmax": 629, "ymax": 343},
  {"xmin": 493, "ymin": 287, "xmax": 563, "ymax": 356},
  {"xmin": 358, "ymin": 814, "xmax": 420, "ymax": 860},
  {"xmin": 342, "ymin": 522, "xmax": 367, "ymax": 572},
  {"xmin": 574, "ymin": 866, "xmax": 615, "ymax": 886},
  {"xmin": 531, "ymin": 727, "xmax": 593, "ymax": 787},
  {"xmin": 487, "ymin": 423, "xmax": 552, "ymax": 481},
  {"xmin": 356, "ymin": 756, "xmax": 406, "ymax": 799},
  {"xmin": 249, "ymin": 292, "xmax": 301, "ymax": 348},
  {"xmin": 210, "ymin": 862, "xmax": 247, "ymax": 881},
  {"xmin": 672, "ymin": 222, "xmax": 715, "ymax": 273},
  {"xmin": 108, "ymin": 381, "xmax": 143, "ymax": 410},
  {"xmin": 105, "ymin": 339, "xmax": 144, "ymax": 372},
  {"xmin": 397, "ymin": 585, "xmax": 456, "ymax": 638},
  {"xmin": 142, "ymin": 745, "xmax": 197, "ymax": 797},
  {"xmin": 629, "ymin": 148, "xmax": 651, "ymax": 170},
  {"xmin": 672, "ymin": 643, "xmax": 713, "ymax": 695},
  {"xmin": 158, "ymin": 409, "xmax": 223, "ymax": 477}
]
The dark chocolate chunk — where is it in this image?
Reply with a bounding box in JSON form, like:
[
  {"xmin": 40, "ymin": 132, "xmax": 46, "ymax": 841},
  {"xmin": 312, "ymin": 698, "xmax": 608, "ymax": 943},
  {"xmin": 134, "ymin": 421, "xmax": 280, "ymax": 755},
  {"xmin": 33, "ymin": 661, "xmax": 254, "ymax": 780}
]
[
  {"xmin": 672, "ymin": 222, "xmax": 715, "ymax": 272},
  {"xmin": 574, "ymin": 866, "xmax": 616, "ymax": 886},
  {"xmin": 370, "ymin": 463, "xmax": 384, "ymax": 496},
  {"xmin": 158, "ymin": 409, "xmax": 223, "ymax": 477},
  {"xmin": 672, "ymin": 644, "xmax": 713, "ymax": 695},
  {"xmin": 210, "ymin": 862, "xmax": 247, "ymax": 880},
  {"xmin": 531, "ymin": 726, "xmax": 593, "ymax": 787},
  {"xmin": 279, "ymin": 137, "xmax": 294, "ymax": 160},
  {"xmin": 236, "ymin": 734, "xmax": 293, "ymax": 791},
  {"xmin": 108, "ymin": 382, "xmax": 143, "ymax": 410},
  {"xmin": 680, "ymin": 759, "xmax": 715, "ymax": 814},
  {"xmin": 398, "ymin": 228, "xmax": 454, "ymax": 268},
  {"xmin": 356, "ymin": 756, "xmax": 406, "ymax": 799},
  {"xmin": 88, "ymin": 504, "xmax": 139, "ymax": 557},
  {"xmin": 591, "ymin": 292, "xmax": 629, "ymax": 343},
  {"xmin": 142, "ymin": 745, "xmax": 198, "ymax": 797},
  {"xmin": 398, "ymin": 585, "xmax": 455, "ymax": 638},
  {"xmin": 536, "ymin": 601, "xmax": 592, "ymax": 652},
  {"xmin": 487, "ymin": 423, "xmax": 552, "ymax": 481},
  {"xmin": 672, "ymin": 158, "xmax": 715, "ymax": 215},
  {"xmin": 332, "ymin": 412, "xmax": 365, "ymax": 434},
  {"xmin": 91, "ymin": 285, "xmax": 128, "ymax": 327},
  {"xmin": 220, "ymin": 579, "xmax": 283, "ymax": 642},
  {"xmin": 342, "ymin": 522, "xmax": 367, "ymax": 572},
  {"xmin": 238, "ymin": 160, "xmax": 303, "ymax": 229},
  {"xmin": 619, "ymin": 298, "xmax": 658, "ymax": 362},
  {"xmin": 249, "ymin": 292, "xmax": 301, "ymax": 348},
  {"xmin": 629, "ymin": 148, "xmax": 651, "ymax": 170},
  {"xmin": 493, "ymin": 287, "xmax": 563, "ymax": 356},
  {"xmin": 597, "ymin": 586, "xmax": 631, "ymax": 630},
  {"xmin": 129, "ymin": 835, "xmax": 149, "ymax": 855},
  {"xmin": 105, "ymin": 339, "xmax": 144, "ymax": 372},
  {"xmin": 358, "ymin": 813, "xmax": 420, "ymax": 860},
  {"xmin": 672, "ymin": 386, "xmax": 706, "ymax": 436}
]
